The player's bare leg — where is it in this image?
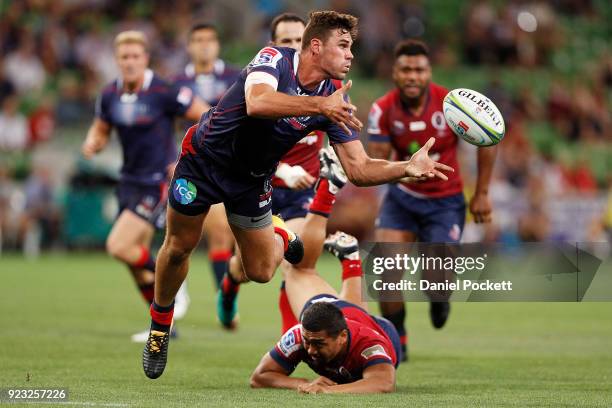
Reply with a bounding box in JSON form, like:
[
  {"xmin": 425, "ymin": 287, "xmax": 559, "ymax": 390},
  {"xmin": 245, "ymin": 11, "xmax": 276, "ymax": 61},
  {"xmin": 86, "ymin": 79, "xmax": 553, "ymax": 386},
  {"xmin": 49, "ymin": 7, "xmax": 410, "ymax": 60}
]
[
  {"xmin": 143, "ymin": 206, "xmax": 207, "ymax": 379},
  {"xmin": 202, "ymin": 203, "xmax": 234, "ymax": 288},
  {"xmin": 106, "ymin": 210, "xmax": 156, "ymax": 302},
  {"xmin": 376, "ymin": 228, "xmax": 417, "ymax": 362},
  {"xmin": 216, "ymin": 215, "xmax": 303, "ymax": 329}
]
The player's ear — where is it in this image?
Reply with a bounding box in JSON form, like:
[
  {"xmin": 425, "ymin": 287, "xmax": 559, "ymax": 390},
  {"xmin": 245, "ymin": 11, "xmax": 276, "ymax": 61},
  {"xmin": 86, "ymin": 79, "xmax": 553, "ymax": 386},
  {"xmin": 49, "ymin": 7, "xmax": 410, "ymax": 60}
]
[{"xmin": 310, "ymin": 38, "xmax": 322, "ymax": 55}]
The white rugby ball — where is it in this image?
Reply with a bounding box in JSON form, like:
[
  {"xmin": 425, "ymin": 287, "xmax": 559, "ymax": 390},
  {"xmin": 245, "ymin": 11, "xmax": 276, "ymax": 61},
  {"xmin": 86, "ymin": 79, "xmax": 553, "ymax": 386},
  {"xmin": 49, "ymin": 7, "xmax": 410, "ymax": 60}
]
[{"xmin": 443, "ymin": 88, "xmax": 505, "ymax": 146}]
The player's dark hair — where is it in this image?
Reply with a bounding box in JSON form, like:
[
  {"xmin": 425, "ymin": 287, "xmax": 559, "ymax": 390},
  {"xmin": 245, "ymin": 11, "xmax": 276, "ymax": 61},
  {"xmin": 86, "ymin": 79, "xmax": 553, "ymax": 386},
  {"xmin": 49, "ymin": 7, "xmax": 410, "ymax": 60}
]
[
  {"xmin": 189, "ymin": 23, "xmax": 218, "ymax": 38},
  {"xmin": 301, "ymin": 302, "xmax": 347, "ymax": 338},
  {"xmin": 394, "ymin": 39, "xmax": 430, "ymax": 60},
  {"xmin": 302, "ymin": 10, "xmax": 358, "ymax": 49},
  {"xmin": 270, "ymin": 13, "xmax": 305, "ymax": 41}
]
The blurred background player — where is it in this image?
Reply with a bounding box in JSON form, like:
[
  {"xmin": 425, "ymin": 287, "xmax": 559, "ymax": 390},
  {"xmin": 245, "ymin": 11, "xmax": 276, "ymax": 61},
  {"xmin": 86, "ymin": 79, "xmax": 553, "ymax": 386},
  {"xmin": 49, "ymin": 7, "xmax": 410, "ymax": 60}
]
[
  {"xmin": 250, "ymin": 231, "xmax": 400, "ymax": 394},
  {"xmin": 81, "ymin": 30, "xmax": 207, "ymax": 341},
  {"xmin": 173, "ymin": 23, "xmax": 240, "ymax": 291},
  {"xmin": 367, "ymin": 39, "xmax": 497, "ymax": 360}
]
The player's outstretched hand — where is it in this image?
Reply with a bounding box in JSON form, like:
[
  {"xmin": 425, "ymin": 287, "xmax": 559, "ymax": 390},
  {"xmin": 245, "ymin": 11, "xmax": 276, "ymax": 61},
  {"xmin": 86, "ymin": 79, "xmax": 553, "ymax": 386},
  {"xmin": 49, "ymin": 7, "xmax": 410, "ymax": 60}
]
[
  {"xmin": 319, "ymin": 80, "xmax": 363, "ymax": 135},
  {"xmin": 404, "ymin": 137, "xmax": 454, "ymax": 181}
]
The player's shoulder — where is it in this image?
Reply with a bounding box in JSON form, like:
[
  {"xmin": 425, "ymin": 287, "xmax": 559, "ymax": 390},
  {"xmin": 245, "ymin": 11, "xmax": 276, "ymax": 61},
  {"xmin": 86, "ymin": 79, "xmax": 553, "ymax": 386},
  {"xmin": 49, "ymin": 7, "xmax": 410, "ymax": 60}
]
[
  {"xmin": 276, "ymin": 324, "xmax": 304, "ymax": 358},
  {"xmin": 372, "ymin": 88, "xmax": 400, "ymax": 110},
  {"xmin": 347, "ymin": 320, "xmax": 393, "ymax": 361},
  {"xmin": 429, "ymin": 82, "xmax": 449, "ymax": 98},
  {"xmin": 250, "ymin": 46, "xmax": 294, "ymax": 69},
  {"xmin": 149, "ymin": 72, "xmax": 173, "ymax": 89},
  {"xmin": 218, "ymin": 60, "xmax": 241, "ymax": 78}
]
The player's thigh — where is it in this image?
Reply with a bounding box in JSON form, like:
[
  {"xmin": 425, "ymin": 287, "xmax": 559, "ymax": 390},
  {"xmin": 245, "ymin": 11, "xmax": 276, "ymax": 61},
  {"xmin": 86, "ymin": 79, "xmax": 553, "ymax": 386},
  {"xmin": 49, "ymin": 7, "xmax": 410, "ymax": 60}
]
[
  {"xmin": 420, "ymin": 195, "xmax": 466, "ymax": 243},
  {"xmin": 202, "ymin": 203, "xmax": 234, "ymax": 249},
  {"xmin": 285, "ymin": 265, "xmax": 339, "ymax": 318},
  {"xmin": 229, "ymin": 222, "xmax": 277, "ymax": 282},
  {"xmin": 164, "ymin": 205, "xmax": 208, "ymax": 254},
  {"xmin": 376, "ymin": 190, "xmax": 420, "ymax": 240},
  {"xmin": 107, "ymin": 210, "xmax": 154, "ymax": 252},
  {"xmin": 376, "ymin": 228, "xmax": 417, "ymax": 243}
]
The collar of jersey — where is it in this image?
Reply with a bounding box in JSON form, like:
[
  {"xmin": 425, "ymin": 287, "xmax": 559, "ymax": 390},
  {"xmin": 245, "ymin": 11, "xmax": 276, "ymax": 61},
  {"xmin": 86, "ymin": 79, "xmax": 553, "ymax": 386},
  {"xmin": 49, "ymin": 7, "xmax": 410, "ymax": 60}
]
[
  {"xmin": 185, "ymin": 60, "xmax": 225, "ymax": 77},
  {"xmin": 116, "ymin": 69, "xmax": 153, "ymax": 92}
]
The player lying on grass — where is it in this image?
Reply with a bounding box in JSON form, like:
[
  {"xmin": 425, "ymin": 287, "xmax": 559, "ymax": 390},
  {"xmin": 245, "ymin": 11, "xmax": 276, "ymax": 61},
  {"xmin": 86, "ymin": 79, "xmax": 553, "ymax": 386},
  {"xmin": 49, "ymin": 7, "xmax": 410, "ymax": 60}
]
[{"xmin": 250, "ymin": 231, "xmax": 400, "ymax": 394}]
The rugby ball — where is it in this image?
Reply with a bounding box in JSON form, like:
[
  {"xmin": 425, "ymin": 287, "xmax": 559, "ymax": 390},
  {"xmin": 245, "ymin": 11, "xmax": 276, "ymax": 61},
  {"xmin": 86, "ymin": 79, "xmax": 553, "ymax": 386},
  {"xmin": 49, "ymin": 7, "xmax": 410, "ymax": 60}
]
[{"xmin": 443, "ymin": 88, "xmax": 505, "ymax": 146}]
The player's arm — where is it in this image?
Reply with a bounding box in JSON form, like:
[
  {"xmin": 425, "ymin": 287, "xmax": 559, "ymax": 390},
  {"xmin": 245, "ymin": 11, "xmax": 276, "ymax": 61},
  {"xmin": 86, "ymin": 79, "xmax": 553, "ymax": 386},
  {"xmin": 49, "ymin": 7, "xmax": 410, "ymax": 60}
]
[
  {"xmin": 250, "ymin": 352, "xmax": 309, "ymax": 390},
  {"xmin": 298, "ymin": 363, "xmax": 395, "ymax": 394},
  {"xmin": 333, "ymin": 137, "xmax": 453, "ymax": 187},
  {"xmin": 182, "ymin": 95, "xmax": 210, "ymax": 122},
  {"xmin": 245, "ymin": 80, "xmax": 362, "ymax": 134},
  {"xmin": 82, "ymin": 118, "xmax": 111, "ymax": 159},
  {"xmin": 470, "ymin": 145, "xmax": 497, "ymax": 223}
]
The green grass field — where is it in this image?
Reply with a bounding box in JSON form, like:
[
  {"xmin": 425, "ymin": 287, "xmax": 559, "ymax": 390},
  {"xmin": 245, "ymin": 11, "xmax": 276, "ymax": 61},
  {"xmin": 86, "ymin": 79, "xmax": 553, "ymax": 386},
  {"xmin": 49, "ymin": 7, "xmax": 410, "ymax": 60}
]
[{"xmin": 1, "ymin": 252, "xmax": 611, "ymax": 407}]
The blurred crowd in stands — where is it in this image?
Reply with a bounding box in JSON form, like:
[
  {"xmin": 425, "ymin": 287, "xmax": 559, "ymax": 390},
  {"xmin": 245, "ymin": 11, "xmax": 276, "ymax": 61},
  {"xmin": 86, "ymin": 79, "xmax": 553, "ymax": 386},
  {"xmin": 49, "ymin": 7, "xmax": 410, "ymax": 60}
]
[{"xmin": 0, "ymin": 0, "xmax": 609, "ymax": 253}]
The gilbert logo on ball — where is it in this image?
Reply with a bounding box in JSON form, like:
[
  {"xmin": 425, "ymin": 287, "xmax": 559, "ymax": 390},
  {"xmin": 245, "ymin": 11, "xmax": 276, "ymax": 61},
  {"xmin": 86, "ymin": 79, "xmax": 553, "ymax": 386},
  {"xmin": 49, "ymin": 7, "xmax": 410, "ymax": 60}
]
[
  {"xmin": 173, "ymin": 178, "xmax": 197, "ymax": 205},
  {"xmin": 443, "ymin": 88, "xmax": 505, "ymax": 146}
]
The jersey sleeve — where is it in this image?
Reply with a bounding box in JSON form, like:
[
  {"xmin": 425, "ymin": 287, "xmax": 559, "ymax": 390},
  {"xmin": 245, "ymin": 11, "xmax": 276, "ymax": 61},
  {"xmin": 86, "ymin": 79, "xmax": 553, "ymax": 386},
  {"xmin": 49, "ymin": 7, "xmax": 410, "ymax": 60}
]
[
  {"xmin": 268, "ymin": 325, "xmax": 303, "ymax": 374},
  {"xmin": 359, "ymin": 342, "xmax": 394, "ymax": 369},
  {"xmin": 244, "ymin": 47, "xmax": 286, "ymax": 91},
  {"xmin": 164, "ymin": 83, "xmax": 195, "ymax": 116},
  {"xmin": 94, "ymin": 91, "xmax": 112, "ymax": 124},
  {"xmin": 367, "ymin": 100, "xmax": 390, "ymax": 143}
]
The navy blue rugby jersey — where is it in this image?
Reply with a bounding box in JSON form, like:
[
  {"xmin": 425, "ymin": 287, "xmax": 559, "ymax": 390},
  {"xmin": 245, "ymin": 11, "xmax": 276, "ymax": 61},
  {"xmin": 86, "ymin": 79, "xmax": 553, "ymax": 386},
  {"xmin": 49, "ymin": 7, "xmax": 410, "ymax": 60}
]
[
  {"xmin": 96, "ymin": 69, "xmax": 194, "ymax": 185},
  {"xmin": 173, "ymin": 60, "xmax": 240, "ymax": 107},
  {"xmin": 189, "ymin": 47, "xmax": 358, "ymax": 178}
]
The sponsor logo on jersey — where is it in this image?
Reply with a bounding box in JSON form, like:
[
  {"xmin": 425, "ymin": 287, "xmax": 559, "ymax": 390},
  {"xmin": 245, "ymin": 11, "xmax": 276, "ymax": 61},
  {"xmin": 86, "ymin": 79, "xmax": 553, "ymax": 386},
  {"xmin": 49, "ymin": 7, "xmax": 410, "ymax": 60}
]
[
  {"xmin": 360, "ymin": 344, "xmax": 390, "ymax": 360},
  {"xmin": 173, "ymin": 178, "xmax": 197, "ymax": 205},
  {"xmin": 277, "ymin": 328, "xmax": 302, "ymax": 357},
  {"xmin": 408, "ymin": 121, "xmax": 425, "ymax": 132},
  {"xmin": 431, "ymin": 111, "xmax": 447, "ymax": 132},
  {"xmin": 177, "ymin": 86, "xmax": 193, "ymax": 106},
  {"xmin": 250, "ymin": 47, "xmax": 282, "ymax": 68},
  {"xmin": 394, "ymin": 120, "xmax": 407, "ymax": 132}
]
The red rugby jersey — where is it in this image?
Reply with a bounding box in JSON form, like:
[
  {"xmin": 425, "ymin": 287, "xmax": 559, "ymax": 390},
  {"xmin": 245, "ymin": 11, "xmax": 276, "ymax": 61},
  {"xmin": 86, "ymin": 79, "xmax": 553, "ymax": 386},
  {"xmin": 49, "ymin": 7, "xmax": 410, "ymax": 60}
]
[
  {"xmin": 269, "ymin": 305, "xmax": 397, "ymax": 384},
  {"xmin": 367, "ymin": 82, "xmax": 462, "ymax": 198}
]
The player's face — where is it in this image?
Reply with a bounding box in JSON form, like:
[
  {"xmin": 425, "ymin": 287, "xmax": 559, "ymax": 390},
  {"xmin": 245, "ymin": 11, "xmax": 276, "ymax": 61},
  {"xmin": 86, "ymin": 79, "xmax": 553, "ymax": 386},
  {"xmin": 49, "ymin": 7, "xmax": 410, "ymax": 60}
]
[
  {"xmin": 393, "ymin": 54, "xmax": 431, "ymax": 101},
  {"xmin": 115, "ymin": 43, "xmax": 149, "ymax": 85},
  {"xmin": 272, "ymin": 21, "xmax": 305, "ymax": 50},
  {"xmin": 188, "ymin": 28, "xmax": 220, "ymax": 64},
  {"xmin": 318, "ymin": 29, "xmax": 354, "ymax": 80},
  {"xmin": 302, "ymin": 329, "xmax": 348, "ymax": 366}
]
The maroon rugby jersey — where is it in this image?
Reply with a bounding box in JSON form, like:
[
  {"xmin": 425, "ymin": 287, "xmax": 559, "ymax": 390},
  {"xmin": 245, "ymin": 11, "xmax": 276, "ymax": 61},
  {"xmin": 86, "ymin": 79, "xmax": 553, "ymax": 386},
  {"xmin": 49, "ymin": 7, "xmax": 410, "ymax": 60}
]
[
  {"xmin": 367, "ymin": 82, "xmax": 462, "ymax": 198},
  {"xmin": 269, "ymin": 303, "xmax": 397, "ymax": 384}
]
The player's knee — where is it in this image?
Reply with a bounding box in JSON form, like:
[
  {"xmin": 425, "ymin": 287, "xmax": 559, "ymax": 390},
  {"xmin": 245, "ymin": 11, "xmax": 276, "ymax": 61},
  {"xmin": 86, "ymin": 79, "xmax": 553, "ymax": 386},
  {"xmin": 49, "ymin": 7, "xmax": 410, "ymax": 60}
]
[
  {"xmin": 163, "ymin": 234, "xmax": 198, "ymax": 265},
  {"xmin": 244, "ymin": 258, "xmax": 275, "ymax": 283},
  {"xmin": 105, "ymin": 237, "xmax": 129, "ymax": 261}
]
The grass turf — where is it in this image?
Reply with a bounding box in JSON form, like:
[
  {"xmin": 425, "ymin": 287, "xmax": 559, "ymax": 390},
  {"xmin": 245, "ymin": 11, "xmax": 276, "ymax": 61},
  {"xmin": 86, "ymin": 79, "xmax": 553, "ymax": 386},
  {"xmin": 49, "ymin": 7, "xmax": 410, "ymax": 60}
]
[{"xmin": 1, "ymin": 252, "xmax": 611, "ymax": 407}]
